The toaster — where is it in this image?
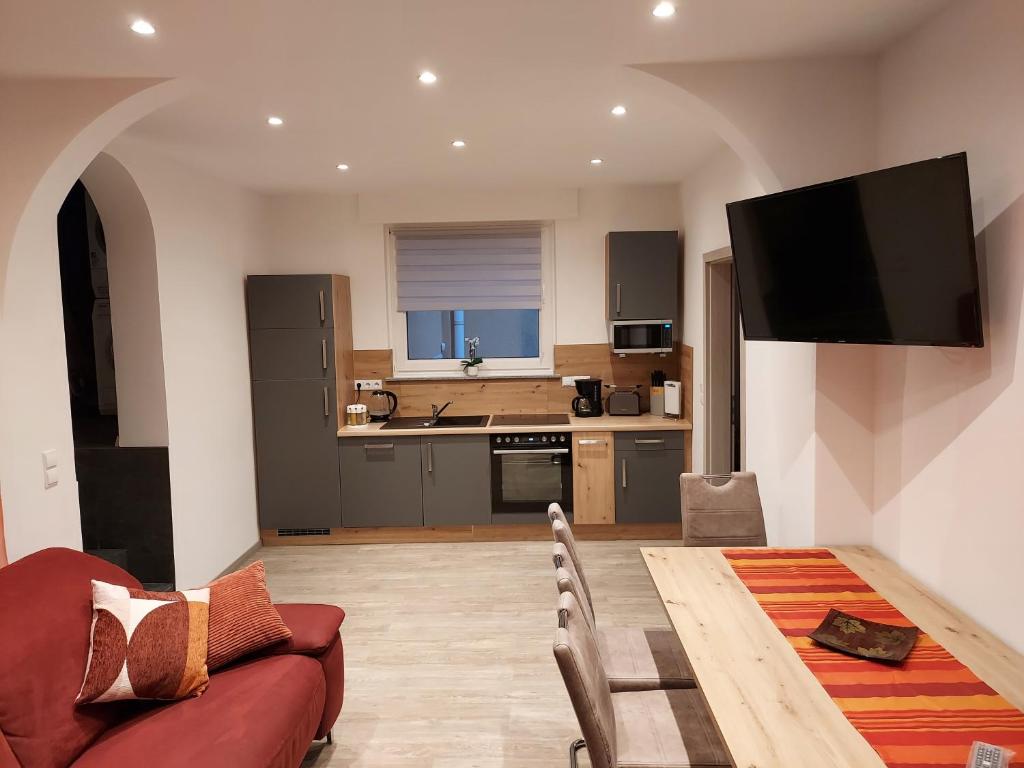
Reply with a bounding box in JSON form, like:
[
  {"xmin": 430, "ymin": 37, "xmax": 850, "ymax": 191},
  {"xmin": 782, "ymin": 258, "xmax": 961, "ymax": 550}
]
[{"xmin": 607, "ymin": 389, "xmax": 641, "ymax": 416}]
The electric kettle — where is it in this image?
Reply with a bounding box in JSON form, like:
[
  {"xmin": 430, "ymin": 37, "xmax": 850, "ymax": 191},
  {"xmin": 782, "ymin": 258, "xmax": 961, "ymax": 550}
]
[{"xmin": 367, "ymin": 390, "xmax": 398, "ymax": 422}]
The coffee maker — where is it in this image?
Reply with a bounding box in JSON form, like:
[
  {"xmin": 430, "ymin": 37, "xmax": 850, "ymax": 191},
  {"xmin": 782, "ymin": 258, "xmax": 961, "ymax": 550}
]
[{"xmin": 572, "ymin": 379, "xmax": 603, "ymax": 418}]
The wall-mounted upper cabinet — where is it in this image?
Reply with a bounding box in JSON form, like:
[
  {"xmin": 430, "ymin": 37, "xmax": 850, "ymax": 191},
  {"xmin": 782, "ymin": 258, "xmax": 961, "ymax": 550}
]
[
  {"xmin": 247, "ymin": 275, "xmax": 334, "ymax": 329},
  {"xmin": 606, "ymin": 231, "xmax": 679, "ymax": 321}
]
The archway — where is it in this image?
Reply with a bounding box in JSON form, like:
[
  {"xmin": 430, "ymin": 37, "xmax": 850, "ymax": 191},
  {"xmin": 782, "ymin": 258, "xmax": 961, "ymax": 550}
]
[{"xmin": 0, "ymin": 78, "xmax": 183, "ymax": 563}]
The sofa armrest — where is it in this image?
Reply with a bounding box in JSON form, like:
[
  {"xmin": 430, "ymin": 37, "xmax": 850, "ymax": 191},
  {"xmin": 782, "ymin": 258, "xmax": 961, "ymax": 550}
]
[{"xmin": 269, "ymin": 603, "xmax": 346, "ymax": 656}]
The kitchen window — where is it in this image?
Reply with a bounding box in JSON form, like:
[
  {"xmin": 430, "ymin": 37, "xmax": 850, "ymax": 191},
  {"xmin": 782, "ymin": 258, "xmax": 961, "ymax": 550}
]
[{"xmin": 388, "ymin": 224, "xmax": 555, "ymax": 377}]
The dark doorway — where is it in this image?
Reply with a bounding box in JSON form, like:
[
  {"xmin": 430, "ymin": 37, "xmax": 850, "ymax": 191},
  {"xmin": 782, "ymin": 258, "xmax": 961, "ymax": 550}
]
[{"xmin": 57, "ymin": 181, "xmax": 175, "ymax": 589}]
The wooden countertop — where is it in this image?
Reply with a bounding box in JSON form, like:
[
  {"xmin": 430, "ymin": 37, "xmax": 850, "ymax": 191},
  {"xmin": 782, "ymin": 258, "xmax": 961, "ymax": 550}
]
[
  {"xmin": 337, "ymin": 412, "xmax": 691, "ymax": 438},
  {"xmin": 641, "ymin": 545, "xmax": 1024, "ymax": 768}
]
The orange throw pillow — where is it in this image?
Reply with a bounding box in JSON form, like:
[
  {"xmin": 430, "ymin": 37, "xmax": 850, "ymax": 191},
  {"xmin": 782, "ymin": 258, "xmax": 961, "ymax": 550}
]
[
  {"xmin": 77, "ymin": 582, "xmax": 210, "ymax": 704},
  {"xmin": 206, "ymin": 561, "xmax": 291, "ymax": 670}
]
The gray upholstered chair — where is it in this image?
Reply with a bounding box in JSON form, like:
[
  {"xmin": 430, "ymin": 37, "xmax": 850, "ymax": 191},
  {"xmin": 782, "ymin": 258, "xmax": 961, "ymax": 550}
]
[
  {"xmin": 549, "ymin": 505, "xmax": 695, "ymax": 693},
  {"xmin": 680, "ymin": 472, "xmax": 767, "ymax": 547},
  {"xmin": 553, "ymin": 542, "xmax": 694, "ymax": 692},
  {"xmin": 553, "ymin": 591, "xmax": 730, "ymax": 768}
]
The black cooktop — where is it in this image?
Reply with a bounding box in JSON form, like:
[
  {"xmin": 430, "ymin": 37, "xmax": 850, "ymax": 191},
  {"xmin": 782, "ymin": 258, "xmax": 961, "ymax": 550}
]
[{"xmin": 490, "ymin": 413, "xmax": 571, "ymax": 426}]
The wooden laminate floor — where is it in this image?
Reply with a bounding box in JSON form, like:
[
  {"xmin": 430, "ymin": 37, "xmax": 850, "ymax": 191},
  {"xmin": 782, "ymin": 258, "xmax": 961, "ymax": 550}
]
[{"xmin": 253, "ymin": 539, "xmax": 678, "ymax": 768}]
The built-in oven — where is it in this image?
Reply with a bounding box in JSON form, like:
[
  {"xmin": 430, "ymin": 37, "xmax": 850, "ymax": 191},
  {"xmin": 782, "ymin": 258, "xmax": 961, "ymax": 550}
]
[
  {"xmin": 490, "ymin": 431, "xmax": 573, "ymax": 520},
  {"xmin": 611, "ymin": 319, "xmax": 674, "ymax": 354}
]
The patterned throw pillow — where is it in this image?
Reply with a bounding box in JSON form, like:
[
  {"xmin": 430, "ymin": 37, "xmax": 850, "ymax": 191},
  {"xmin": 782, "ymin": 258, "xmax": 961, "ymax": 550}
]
[
  {"xmin": 77, "ymin": 581, "xmax": 210, "ymax": 704},
  {"xmin": 206, "ymin": 561, "xmax": 291, "ymax": 671}
]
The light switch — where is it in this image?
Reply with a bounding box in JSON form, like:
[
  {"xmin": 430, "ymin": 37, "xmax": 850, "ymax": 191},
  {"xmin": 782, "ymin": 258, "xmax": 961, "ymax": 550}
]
[
  {"xmin": 44, "ymin": 467, "xmax": 59, "ymax": 489},
  {"xmin": 42, "ymin": 449, "xmax": 58, "ymax": 489},
  {"xmin": 42, "ymin": 449, "xmax": 58, "ymax": 469}
]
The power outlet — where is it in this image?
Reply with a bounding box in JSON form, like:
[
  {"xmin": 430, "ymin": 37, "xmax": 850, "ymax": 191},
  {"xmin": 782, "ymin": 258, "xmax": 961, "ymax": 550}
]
[
  {"xmin": 561, "ymin": 375, "xmax": 591, "ymax": 388},
  {"xmin": 355, "ymin": 379, "xmax": 383, "ymax": 391}
]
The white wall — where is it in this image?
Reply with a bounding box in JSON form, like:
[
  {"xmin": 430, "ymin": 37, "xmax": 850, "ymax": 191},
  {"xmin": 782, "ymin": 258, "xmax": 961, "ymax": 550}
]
[
  {"xmin": 105, "ymin": 137, "xmax": 266, "ymax": 587},
  {"xmin": 872, "ymin": 0, "xmax": 1024, "ymax": 650},
  {"xmin": 679, "ymin": 145, "xmax": 763, "ymax": 474},
  {"xmin": 264, "ymin": 185, "xmax": 682, "ymax": 349}
]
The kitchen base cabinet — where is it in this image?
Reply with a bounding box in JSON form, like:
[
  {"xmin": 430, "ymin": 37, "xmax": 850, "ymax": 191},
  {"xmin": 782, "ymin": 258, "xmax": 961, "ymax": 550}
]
[
  {"xmin": 253, "ymin": 380, "xmax": 342, "ymax": 531},
  {"xmin": 614, "ymin": 432, "xmax": 684, "ymax": 524},
  {"xmin": 339, "ymin": 438, "xmax": 424, "ymax": 527},
  {"xmin": 572, "ymin": 432, "xmax": 615, "ymax": 524},
  {"xmin": 422, "ymin": 436, "xmax": 491, "ymax": 526}
]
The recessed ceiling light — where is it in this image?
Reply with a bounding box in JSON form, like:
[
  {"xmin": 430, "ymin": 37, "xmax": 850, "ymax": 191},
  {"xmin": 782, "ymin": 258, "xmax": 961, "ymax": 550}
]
[
  {"xmin": 419, "ymin": 70, "xmax": 438, "ymax": 85},
  {"xmin": 611, "ymin": 105, "xmax": 627, "ymax": 117},
  {"xmin": 267, "ymin": 116, "xmax": 284, "ymax": 126},
  {"xmin": 451, "ymin": 139, "xmax": 466, "ymax": 148},
  {"xmin": 652, "ymin": 2, "xmax": 676, "ymax": 18},
  {"xmin": 590, "ymin": 158, "xmax": 604, "ymax": 166},
  {"xmin": 130, "ymin": 19, "xmax": 156, "ymax": 35},
  {"xmin": 336, "ymin": 163, "xmax": 350, "ymax": 171}
]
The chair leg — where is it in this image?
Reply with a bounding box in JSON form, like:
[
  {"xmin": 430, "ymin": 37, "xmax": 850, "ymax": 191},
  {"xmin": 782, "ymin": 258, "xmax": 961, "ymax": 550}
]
[
  {"xmin": 326, "ymin": 730, "xmax": 334, "ymax": 745},
  {"xmin": 569, "ymin": 738, "xmax": 586, "ymax": 768}
]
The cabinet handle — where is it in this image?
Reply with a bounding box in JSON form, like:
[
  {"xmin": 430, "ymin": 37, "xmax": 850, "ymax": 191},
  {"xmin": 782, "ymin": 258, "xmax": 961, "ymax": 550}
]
[
  {"xmin": 634, "ymin": 438, "xmax": 665, "ymax": 445},
  {"xmin": 622, "ymin": 458, "xmax": 628, "ymax": 488},
  {"xmin": 578, "ymin": 438, "xmax": 607, "ymax": 446},
  {"xmin": 323, "ymin": 386, "xmax": 330, "ymax": 416},
  {"xmin": 615, "ymin": 283, "xmax": 621, "ymax": 315},
  {"xmin": 319, "ymin": 289, "xmax": 326, "ymax": 324},
  {"xmin": 321, "ymin": 339, "xmax": 328, "ymax": 370},
  {"xmin": 365, "ymin": 443, "xmax": 394, "ymax": 451},
  {"xmin": 426, "ymin": 442, "xmax": 433, "ymax": 473}
]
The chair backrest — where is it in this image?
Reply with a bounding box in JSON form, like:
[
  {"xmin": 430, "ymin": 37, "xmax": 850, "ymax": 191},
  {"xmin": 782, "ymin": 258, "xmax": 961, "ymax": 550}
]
[
  {"xmin": 548, "ymin": 502, "xmax": 569, "ymax": 527},
  {"xmin": 551, "ymin": 519, "xmax": 595, "ymax": 618},
  {"xmin": 553, "ymin": 543, "xmax": 596, "ymax": 632},
  {"xmin": 680, "ymin": 472, "xmax": 767, "ymax": 547},
  {"xmin": 552, "ymin": 591, "xmax": 617, "ymax": 768}
]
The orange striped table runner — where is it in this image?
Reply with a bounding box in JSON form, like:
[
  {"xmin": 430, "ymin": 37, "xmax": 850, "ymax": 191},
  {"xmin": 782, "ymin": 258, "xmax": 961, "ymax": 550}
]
[{"xmin": 723, "ymin": 548, "xmax": 1024, "ymax": 768}]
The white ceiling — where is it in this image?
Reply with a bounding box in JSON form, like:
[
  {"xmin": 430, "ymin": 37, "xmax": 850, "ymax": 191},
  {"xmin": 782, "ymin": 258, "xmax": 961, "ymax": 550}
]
[{"xmin": 0, "ymin": 0, "xmax": 950, "ymax": 192}]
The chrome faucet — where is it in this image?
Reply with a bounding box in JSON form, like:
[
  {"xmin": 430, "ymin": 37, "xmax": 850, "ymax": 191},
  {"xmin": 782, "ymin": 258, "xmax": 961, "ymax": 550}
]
[{"xmin": 430, "ymin": 401, "xmax": 454, "ymax": 424}]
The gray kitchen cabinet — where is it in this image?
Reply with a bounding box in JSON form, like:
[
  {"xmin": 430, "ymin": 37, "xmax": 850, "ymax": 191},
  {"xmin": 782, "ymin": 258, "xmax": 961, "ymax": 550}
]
[
  {"xmin": 339, "ymin": 438, "xmax": 424, "ymax": 527},
  {"xmin": 607, "ymin": 231, "xmax": 679, "ymax": 321},
  {"xmin": 421, "ymin": 435, "xmax": 491, "ymax": 526},
  {"xmin": 614, "ymin": 432, "xmax": 684, "ymax": 524},
  {"xmin": 250, "ymin": 329, "xmax": 334, "ymax": 381},
  {"xmin": 247, "ymin": 275, "xmax": 333, "ymax": 329},
  {"xmin": 252, "ymin": 380, "xmax": 342, "ymax": 530}
]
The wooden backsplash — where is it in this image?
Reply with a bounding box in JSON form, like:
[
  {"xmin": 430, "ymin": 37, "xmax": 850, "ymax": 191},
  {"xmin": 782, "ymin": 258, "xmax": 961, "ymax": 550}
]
[{"xmin": 353, "ymin": 344, "xmax": 692, "ymax": 420}]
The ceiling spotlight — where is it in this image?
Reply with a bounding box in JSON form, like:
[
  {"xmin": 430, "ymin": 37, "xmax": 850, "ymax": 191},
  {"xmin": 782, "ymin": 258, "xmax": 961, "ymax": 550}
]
[
  {"xmin": 590, "ymin": 158, "xmax": 604, "ymax": 166},
  {"xmin": 611, "ymin": 105, "xmax": 627, "ymax": 117},
  {"xmin": 267, "ymin": 116, "xmax": 284, "ymax": 126},
  {"xmin": 451, "ymin": 139, "xmax": 466, "ymax": 148},
  {"xmin": 336, "ymin": 163, "xmax": 350, "ymax": 171},
  {"xmin": 652, "ymin": 2, "xmax": 676, "ymax": 18},
  {"xmin": 419, "ymin": 70, "xmax": 438, "ymax": 84},
  {"xmin": 130, "ymin": 19, "xmax": 156, "ymax": 35}
]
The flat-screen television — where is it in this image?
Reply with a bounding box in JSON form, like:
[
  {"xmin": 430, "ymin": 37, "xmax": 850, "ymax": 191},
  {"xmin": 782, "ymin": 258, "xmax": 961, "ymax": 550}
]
[{"xmin": 726, "ymin": 153, "xmax": 983, "ymax": 347}]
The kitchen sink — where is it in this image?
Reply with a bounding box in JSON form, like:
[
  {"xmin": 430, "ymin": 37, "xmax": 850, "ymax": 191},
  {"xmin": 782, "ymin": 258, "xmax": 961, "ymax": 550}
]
[{"xmin": 379, "ymin": 414, "xmax": 491, "ymax": 430}]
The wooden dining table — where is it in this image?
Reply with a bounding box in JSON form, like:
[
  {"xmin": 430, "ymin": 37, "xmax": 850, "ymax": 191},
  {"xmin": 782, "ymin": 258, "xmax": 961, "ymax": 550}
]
[{"xmin": 641, "ymin": 545, "xmax": 1024, "ymax": 768}]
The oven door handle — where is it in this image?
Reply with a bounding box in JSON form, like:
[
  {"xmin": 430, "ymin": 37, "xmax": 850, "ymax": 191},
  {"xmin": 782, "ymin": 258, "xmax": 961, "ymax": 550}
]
[{"xmin": 493, "ymin": 448, "xmax": 570, "ymax": 455}]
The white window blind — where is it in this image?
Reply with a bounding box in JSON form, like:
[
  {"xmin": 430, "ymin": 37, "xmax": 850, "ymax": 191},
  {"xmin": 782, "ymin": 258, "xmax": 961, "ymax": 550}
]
[{"xmin": 394, "ymin": 226, "xmax": 543, "ymax": 311}]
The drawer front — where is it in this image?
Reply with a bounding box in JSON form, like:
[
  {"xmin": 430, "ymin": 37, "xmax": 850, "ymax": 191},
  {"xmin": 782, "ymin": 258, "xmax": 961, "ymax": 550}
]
[{"xmin": 614, "ymin": 431, "xmax": 686, "ymax": 453}]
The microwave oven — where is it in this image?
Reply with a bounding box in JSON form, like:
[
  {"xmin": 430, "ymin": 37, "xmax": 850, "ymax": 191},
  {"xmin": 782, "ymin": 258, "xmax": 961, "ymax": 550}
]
[{"xmin": 610, "ymin": 320, "xmax": 673, "ymax": 354}]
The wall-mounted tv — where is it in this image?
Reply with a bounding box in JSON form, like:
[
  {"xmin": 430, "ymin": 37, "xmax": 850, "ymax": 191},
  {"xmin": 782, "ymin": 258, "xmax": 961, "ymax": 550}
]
[{"xmin": 726, "ymin": 153, "xmax": 983, "ymax": 347}]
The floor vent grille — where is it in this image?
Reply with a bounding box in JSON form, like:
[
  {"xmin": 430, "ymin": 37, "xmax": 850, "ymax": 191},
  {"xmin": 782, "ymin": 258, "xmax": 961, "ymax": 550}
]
[{"xmin": 276, "ymin": 528, "xmax": 331, "ymax": 537}]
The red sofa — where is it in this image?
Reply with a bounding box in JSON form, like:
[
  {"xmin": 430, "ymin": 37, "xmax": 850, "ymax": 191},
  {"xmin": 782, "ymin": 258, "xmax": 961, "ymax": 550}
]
[{"xmin": 0, "ymin": 548, "xmax": 344, "ymax": 768}]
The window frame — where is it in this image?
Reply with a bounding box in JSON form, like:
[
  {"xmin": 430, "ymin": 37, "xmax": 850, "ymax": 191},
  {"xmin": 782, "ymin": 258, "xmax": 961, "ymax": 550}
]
[{"xmin": 386, "ymin": 222, "xmax": 556, "ymax": 378}]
